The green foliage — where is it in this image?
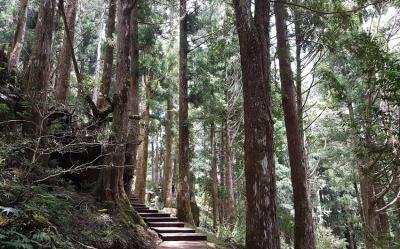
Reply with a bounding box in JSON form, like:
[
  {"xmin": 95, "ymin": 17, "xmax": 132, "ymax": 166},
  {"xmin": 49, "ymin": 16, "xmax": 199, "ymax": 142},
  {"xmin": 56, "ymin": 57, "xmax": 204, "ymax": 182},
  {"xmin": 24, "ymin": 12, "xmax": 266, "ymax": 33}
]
[
  {"xmin": 0, "ymin": 102, "xmax": 11, "ymax": 114},
  {"xmin": 0, "ymin": 0, "xmax": 18, "ymax": 47},
  {"xmin": 0, "ymin": 229, "xmax": 46, "ymax": 249},
  {"xmin": 0, "ymin": 180, "xmax": 151, "ymax": 249},
  {"xmin": 316, "ymin": 226, "xmax": 348, "ymax": 249},
  {"xmin": 1, "ymin": 0, "xmax": 400, "ymax": 248}
]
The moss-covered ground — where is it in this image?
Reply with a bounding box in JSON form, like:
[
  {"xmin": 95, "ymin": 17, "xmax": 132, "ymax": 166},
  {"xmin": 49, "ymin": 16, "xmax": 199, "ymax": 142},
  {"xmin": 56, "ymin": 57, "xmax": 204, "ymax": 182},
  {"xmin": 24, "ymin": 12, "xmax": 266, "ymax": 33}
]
[{"xmin": 0, "ymin": 169, "xmax": 156, "ymax": 249}]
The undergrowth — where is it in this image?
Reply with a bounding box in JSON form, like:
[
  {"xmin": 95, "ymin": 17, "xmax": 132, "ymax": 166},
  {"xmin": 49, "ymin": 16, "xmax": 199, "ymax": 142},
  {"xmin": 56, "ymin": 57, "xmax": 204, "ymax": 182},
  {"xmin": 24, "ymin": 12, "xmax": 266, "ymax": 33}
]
[{"xmin": 0, "ymin": 170, "xmax": 155, "ymax": 249}]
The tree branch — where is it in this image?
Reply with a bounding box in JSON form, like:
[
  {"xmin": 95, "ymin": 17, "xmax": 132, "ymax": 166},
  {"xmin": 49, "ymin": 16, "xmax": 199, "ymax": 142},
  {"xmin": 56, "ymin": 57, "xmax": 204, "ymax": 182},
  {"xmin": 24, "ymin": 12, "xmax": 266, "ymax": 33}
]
[
  {"xmin": 375, "ymin": 189, "xmax": 400, "ymax": 213},
  {"xmin": 58, "ymin": 0, "xmax": 83, "ymax": 87},
  {"xmin": 273, "ymin": 0, "xmax": 388, "ymax": 16}
]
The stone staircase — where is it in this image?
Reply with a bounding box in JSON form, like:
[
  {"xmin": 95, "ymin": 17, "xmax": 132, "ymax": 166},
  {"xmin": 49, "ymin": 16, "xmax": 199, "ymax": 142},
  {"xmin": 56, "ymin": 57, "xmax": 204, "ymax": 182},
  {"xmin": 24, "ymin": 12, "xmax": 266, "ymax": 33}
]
[{"xmin": 130, "ymin": 196, "xmax": 207, "ymax": 242}]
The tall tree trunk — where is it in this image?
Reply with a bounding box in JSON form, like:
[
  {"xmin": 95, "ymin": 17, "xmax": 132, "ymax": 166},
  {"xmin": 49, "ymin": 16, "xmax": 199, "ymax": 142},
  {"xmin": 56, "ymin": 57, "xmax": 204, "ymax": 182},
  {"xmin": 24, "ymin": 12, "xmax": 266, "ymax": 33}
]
[
  {"xmin": 375, "ymin": 185, "xmax": 390, "ymax": 240},
  {"xmin": 177, "ymin": 0, "xmax": 193, "ymax": 224},
  {"xmin": 210, "ymin": 120, "xmax": 219, "ymax": 230},
  {"xmin": 151, "ymin": 138, "xmax": 159, "ymax": 187},
  {"xmin": 54, "ymin": 0, "xmax": 78, "ymax": 104},
  {"xmin": 345, "ymin": 224, "xmax": 357, "ymax": 249},
  {"xmin": 162, "ymin": 96, "xmax": 174, "ymax": 207},
  {"xmin": 294, "ymin": 7, "xmax": 304, "ymax": 137},
  {"xmin": 159, "ymin": 144, "xmax": 164, "ymax": 184},
  {"xmin": 123, "ymin": 0, "xmax": 139, "ymax": 195},
  {"xmin": 275, "ymin": 1, "xmax": 316, "ymax": 249},
  {"xmin": 190, "ymin": 171, "xmax": 200, "ymax": 226},
  {"xmin": 151, "ymin": 140, "xmax": 155, "ymax": 184},
  {"xmin": 92, "ymin": 2, "xmax": 107, "ymax": 104},
  {"xmin": 233, "ymin": 0, "xmax": 280, "ymax": 248},
  {"xmin": 224, "ymin": 117, "xmax": 235, "ymax": 230},
  {"xmin": 396, "ymin": 109, "xmax": 400, "ymax": 226},
  {"xmin": 9, "ymin": 0, "xmax": 29, "ymax": 72},
  {"xmin": 95, "ymin": 0, "xmax": 131, "ymax": 202},
  {"xmin": 219, "ymin": 130, "xmax": 225, "ymax": 224},
  {"xmin": 396, "ymin": 169, "xmax": 400, "ymax": 234},
  {"xmin": 359, "ymin": 169, "xmax": 377, "ymax": 249},
  {"xmin": 134, "ymin": 125, "xmax": 145, "ymax": 194},
  {"xmin": 24, "ymin": 0, "xmax": 56, "ymax": 136},
  {"xmin": 134, "ymin": 73, "xmax": 150, "ymax": 202},
  {"xmin": 348, "ymin": 103, "xmax": 377, "ymax": 249},
  {"xmin": 155, "ymin": 137, "xmax": 160, "ymax": 187},
  {"xmin": 97, "ymin": 0, "xmax": 116, "ymax": 109}
]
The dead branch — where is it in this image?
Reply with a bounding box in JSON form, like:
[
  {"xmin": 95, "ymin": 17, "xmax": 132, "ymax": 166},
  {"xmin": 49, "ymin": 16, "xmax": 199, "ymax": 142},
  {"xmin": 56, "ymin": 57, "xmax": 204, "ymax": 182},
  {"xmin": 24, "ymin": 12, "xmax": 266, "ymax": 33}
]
[{"xmin": 375, "ymin": 188, "xmax": 400, "ymax": 213}]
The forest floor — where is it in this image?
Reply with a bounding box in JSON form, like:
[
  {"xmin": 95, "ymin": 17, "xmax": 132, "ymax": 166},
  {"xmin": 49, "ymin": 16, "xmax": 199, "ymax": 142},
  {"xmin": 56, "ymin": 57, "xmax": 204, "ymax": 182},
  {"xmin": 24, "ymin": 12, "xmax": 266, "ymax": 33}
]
[
  {"xmin": 0, "ymin": 168, "xmax": 241, "ymax": 249},
  {"xmin": 0, "ymin": 168, "xmax": 157, "ymax": 249}
]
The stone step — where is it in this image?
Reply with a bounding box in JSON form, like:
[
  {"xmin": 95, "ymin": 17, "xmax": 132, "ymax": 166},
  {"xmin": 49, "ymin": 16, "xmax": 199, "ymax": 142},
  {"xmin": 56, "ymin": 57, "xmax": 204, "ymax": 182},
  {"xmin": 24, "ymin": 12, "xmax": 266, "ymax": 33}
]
[
  {"xmin": 133, "ymin": 204, "xmax": 147, "ymax": 208},
  {"xmin": 134, "ymin": 208, "xmax": 149, "ymax": 212},
  {"xmin": 132, "ymin": 201, "xmax": 145, "ymax": 204},
  {"xmin": 151, "ymin": 227, "xmax": 196, "ymax": 233},
  {"xmin": 159, "ymin": 233, "xmax": 207, "ymax": 241},
  {"xmin": 148, "ymin": 222, "xmax": 185, "ymax": 227},
  {"xmin": 144, "ymin": 217, "xmax": 178, "ymax": 222},
  {"xmin": 140, "ymin": 213, "xmax": 170, "ymax": 218},
  {"xmin": 158, "ymin": 241, "xmax": 207, "ymax": 249},
  {"xmin": 135, "ymin": 208, "xmax": 157, "ymax": 213},
  {"xmin": 132, "ymin": 204, "xmax": 149, "ymax": 209},
  {"xmin": 131, "ymin": 202, "xmax": 145, "ymax": 205}
]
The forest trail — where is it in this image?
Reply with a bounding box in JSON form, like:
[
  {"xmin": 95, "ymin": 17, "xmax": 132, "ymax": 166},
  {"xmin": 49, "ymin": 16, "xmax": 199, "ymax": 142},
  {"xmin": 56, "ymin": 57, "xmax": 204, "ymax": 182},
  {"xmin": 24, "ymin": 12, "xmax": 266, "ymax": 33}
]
[
  {"xmin": 129, "ymin": 196, "xmax": 207, "ymax": 249},
  {"xmin": 157, "ymin": 241, "xmax": 207, "ymax": 249}
]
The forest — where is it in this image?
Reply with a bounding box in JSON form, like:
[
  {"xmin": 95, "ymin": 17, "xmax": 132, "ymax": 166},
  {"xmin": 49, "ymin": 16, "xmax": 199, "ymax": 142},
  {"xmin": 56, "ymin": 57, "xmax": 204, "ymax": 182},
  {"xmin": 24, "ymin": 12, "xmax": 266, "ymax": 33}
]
[{"xmin": 0, "ymin": 0, "xmax": 399, "ymax": 248}]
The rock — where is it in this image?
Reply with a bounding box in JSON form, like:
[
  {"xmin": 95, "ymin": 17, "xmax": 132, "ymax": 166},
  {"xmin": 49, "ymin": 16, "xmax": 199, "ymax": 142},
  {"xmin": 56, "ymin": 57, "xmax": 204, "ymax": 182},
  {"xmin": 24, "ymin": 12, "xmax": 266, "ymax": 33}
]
[{"xmin": 0, "ymin": 207, "xmax": 21, "ymax": 217}]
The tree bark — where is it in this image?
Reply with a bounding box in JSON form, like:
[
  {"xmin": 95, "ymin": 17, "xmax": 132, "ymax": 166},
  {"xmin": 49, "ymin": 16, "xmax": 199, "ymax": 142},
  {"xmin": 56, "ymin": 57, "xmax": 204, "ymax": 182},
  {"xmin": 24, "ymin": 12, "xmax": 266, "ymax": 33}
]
[
  {"xmin": 345, "ymin": 224, "xmax": 357, "ymax": 249},
  {"xmin": 375, "ymin": 185, "xmax": 390, "ymax": 239},
  {"xmin": 359, "ymin": 168, "xmax": 377, "ymax": 249},
  {"xmin": 151, "ymin": 138, "xmax": 159, "ymax": 187},
  {"xmin": 159, "ymin": 144, "xmax": 164, "ymax": 184},
  {"xmin": 210, "ymin": 120, "xmax": 219, "ymax": 230},
  {"xmin": 396, "ymin": 108, "xmax": 400, "ymax": 226},
  {"xmin": 123, "ymin": 0, "xmax": 139, "ymax": 195},
  {"xmin": 155, "ymin": 136, "xmax": 160, "ymax": 187},
  {"xmin": 177, "ymin": 0, "xmax": 193, "ymax": 224},
  {"xmin": 162, "ymin": 96, "xmax": 174, "ymax": 207},
  {"xmin": 224, "ymin": 117, "xmax": 235, "ymax": 230},
  {"xmin": 219, "ymin": 130, "xmax": 225, "ymax": 224},
  {"xmin": 95, "ymin": 0, "xmax": 131, "ymax": 202},
  {"xmin": 92, "ymin": 2, "xmax": 107, "ymax": 104},
  {"xmin": 24, "ymin": 0, "xmax": 56, "ymax": 136},
  {"xmin": 9, "ymin": 0, "xmax": 29, "ymax": 72},
  {"xmin": 190, "ymin": 171, "xmax": 200, "ymax": 226},
  {"xmin": 233, "ymin": 0, "xmax": 280, "ymax": 248},
  {"xmin": 348, "ymin": 102, "xmax": 377, "ymax": 249},
  {"xmin": 275, "ymin": 1, "xmax": 316, "ymax": 249},
  {"xmin": 151, "ymin": 140, "xmax": 154, "ymax": 184},
  {"xmin": 54, "ymin": 0, "xmax": 78, "ymax": 104},
  {"xmin": 294, "ymin": 7, "xmax": 304, "ymax": 136},
  {"xmin": 97, "ymin": 0, "xmax": 117, "ymax": 109},
  {"xmin": 134, "ymin": 73, "xmax": 150, "ymax": 202}
]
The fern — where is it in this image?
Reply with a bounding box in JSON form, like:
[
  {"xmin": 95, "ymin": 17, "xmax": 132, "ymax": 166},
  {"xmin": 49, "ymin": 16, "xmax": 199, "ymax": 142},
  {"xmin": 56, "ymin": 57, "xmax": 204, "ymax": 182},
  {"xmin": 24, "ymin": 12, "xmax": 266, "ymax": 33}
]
[
  {"xmin": 0, "ymin": 230, "xmax": 43, "ymax": 249},
  {"xmin": 0, "ymin": 241, "xmax": 33, "ymax": 249},
  {"xmin": 32, "ymin": 232, "xmax": 50, "ymax": 243}
]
